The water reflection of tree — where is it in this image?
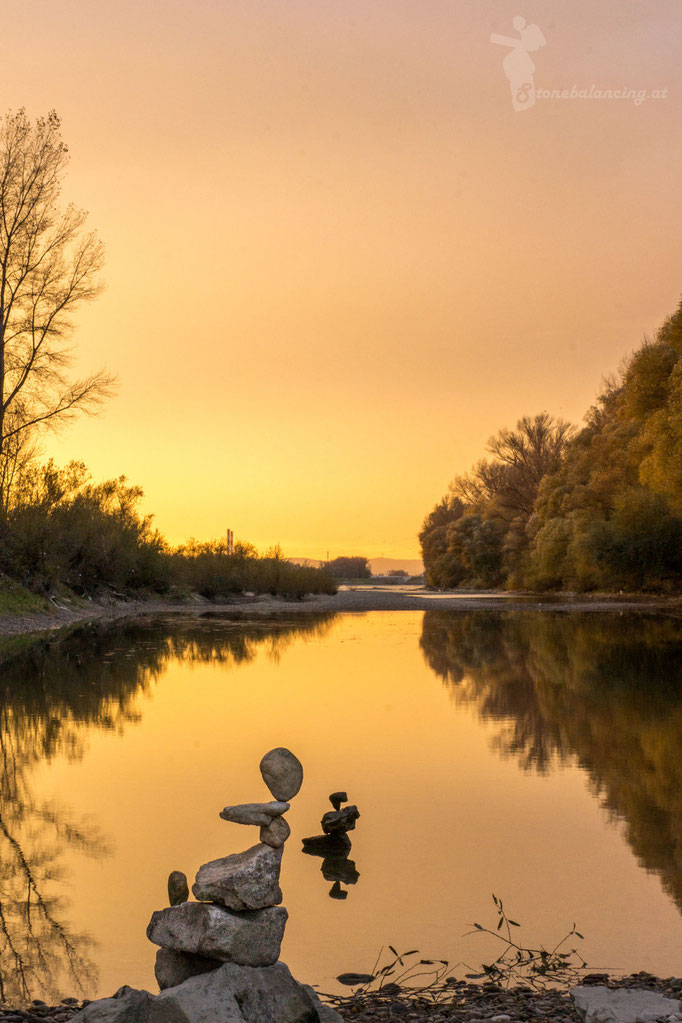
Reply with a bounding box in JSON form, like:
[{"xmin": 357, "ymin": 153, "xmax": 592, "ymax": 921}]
[
  {"xmin": 0, "ymin": 613, "xmax": 335, "ymax": 1004},
  {"xmin": 419, "ymin": 611, "xmax": 682, "ymax": 909}
]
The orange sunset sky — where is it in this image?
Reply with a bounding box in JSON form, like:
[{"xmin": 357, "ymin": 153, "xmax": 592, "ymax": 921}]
[{"xmin": 6, "ymin": 0, "xmax": 681, "ymax": 560}]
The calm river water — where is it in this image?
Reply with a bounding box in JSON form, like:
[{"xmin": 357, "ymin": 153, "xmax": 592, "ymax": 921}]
[{"xmin": 2, "ymin": 609, "xmax": 682, "ymax": 1005}]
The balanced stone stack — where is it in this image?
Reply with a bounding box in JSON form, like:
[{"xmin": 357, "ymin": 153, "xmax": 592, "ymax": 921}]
[
  {"xmin": 73, "ymin": 748, "xmax": 343, "ymax": 1023},
  {"xmin": 302, "ymin": 792, "xmax": 360, "ymax": 900}
]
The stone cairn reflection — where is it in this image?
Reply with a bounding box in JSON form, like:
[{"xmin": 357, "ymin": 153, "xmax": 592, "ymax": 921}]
[
  {"xmin": 73, "ymin": 747, "xmax": 342, "ymax": 1022},
  {"xmin": 302, "ymin": 791, "xmax": 360, "ymax": 899}
]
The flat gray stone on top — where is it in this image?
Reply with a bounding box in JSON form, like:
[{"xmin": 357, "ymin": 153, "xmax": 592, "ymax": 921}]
[
  {"xmin": 192, "ymin": 843, "xmax": 283, "ymax": 911},
  {"xmin": 572, "ymin": 986, "xmax": 682, "ymax": 1023},
  {"xmin": 151, "ymin": 961, "xmax": 319, "ymax": 1023},
  {"xmin": 147, "ymin": 902, "xmax": 288, "ymax": 966},
  {"xmin": 220, "ymin": 801, "xmax": 289, "ymax": 827},
  {"xmin": 71, "ymin": 985, "xmax": 154, "ymax": 1022},
  {"xmin": 260, "ymin": 748, "xmax": 304, "ymax": 801}
]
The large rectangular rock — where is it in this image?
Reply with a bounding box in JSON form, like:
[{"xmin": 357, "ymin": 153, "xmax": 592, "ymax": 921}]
[{"xmin": 146, "ymin": 902, "xmax": 287, "ymax": 967}]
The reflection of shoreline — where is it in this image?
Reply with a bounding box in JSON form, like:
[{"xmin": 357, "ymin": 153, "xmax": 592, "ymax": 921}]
[
  {"xmin": 0, "ymin": 613, "xmax": 335, "ymax": 1005},
  {"xmin": 420, "ymin": 610, "xmax": 682, "ymax": 911},
  {"xmin": 0, "ymin": 588, "xmax": 680, "ymax": 644}
]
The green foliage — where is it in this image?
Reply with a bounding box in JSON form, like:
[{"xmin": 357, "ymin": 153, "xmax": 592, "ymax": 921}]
[
  {"xmin": 418, "ymin": 497, "xmax": 467, "ymax": 588},
  {"xmin": 421, "ymin": 295, "xmax": 682, "ymax": 593},
  {"xmin": 325, "ymin": 556, "xmax": 371, "ymax": 579},
  {"xmin": 0, "ymin": 460, "xmax": 168, "ymax": 594},
  {"xmin": 171, "ymin": 539, "xmax": 336, "ymax": 599},
  {"xmin": 527, "ymin": 298, "xmax": 682, "ymax": 592},
  {"xmin": 420, "ymin": 414, "xmax": 572, "ymax": 590},
  {"xmin": 0, "ymin": 460, "xmax": 336, "ymax": 602},
  {"xmin": 0, "ymin": 576, "xmax": 50, "ymax": 615}
]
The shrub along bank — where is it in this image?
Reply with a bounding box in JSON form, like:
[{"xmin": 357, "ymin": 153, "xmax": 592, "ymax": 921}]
[{"xmin": 0, "ymin": 461, "xmax": 336, "ymax": 601}]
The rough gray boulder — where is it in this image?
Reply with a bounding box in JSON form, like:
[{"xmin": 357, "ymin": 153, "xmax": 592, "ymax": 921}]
[
  {"xmin": 146, "ymin": 902, "xmax": 288, "ymax": 966},
  {"xmin": 150, "ymin": 962, "xmax": 319, "ymax": 1023},
  {"xmin": 168, "ymin": 871, "xmax": 190, "ymax": 906},
  {"xmin": 260, "ymin": 814, "xmax": 291, "ymax": 848},
  {"xmin": 571, "ymin": 986, "xmax": 682, "ymax": 1023},
  {"xmin": 260, "ymin": 748, "xmax": 304, "ymax": 801},
  {"xmin": 220, "ymin": 801, "xmax": 290, "ymax": 826},
  {"xmin": 155, "ymin": 948, "xmax": 222, "ymax": 990},
  {"xmin": 192, "ymin": 843, "xmax": 283, "ymax": 910},
  {"xmin": 71, "ymin": 985, "xmax": 154, "ymax": 1022}
]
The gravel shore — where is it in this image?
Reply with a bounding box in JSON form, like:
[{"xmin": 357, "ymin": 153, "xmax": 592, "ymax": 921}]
[
  {"xmin": 0, "ymin": 586, "xmax": 679, "ymax": 641},
  {"xmin": 323, "ymin": 972, "xmax": 682, "ymax": 1023},
  {"xmin": 3, "ymin": 974, "xmax": 682, "ymax": 1023}
]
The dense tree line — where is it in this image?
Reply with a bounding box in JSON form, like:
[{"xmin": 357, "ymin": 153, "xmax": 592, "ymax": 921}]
[
  {"xmin": 420, "ymin": 297, "xmax": 682, "ymax": 592},
  {"xmin": 0, "ymin": 460, "xmax": 337, "ymax": 600},
  {"xmin": 324, "ymin": 556, "xmax": 371, "ymax": 579}
]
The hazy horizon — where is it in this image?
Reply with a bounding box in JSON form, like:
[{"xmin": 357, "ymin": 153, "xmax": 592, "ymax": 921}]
[{"xmin": 6, "ymin": 0, "xmax": 680, "ymax": 559}]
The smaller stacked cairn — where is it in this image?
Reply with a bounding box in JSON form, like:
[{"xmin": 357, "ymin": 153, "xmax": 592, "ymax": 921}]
[
  {"xmin": 302, "ymin": 792, "xmax": 360, "ymax": 899},
  {"xmin": 74, "ymin": 748, "xmax": 342, "ymax": 1023}
]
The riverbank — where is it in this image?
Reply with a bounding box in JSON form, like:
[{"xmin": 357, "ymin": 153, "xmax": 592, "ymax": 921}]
[
  {"xmin": 3, "ymin": 972, "xmax": 682, "ymax": 1023},
  {"xmin": 0, "ymin": 585, "xmax": 680, "ymax": 641},
  {"xmin": 325, "ymin": 971, "xmax": 682, "ymax": 1023}
]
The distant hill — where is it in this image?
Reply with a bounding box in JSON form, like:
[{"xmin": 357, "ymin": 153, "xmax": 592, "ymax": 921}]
[{"xmin": 289, "ymin": 557, "xmax": 424, "ymax": 576}]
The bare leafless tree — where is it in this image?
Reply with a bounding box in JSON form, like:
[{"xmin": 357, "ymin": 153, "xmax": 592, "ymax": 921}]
[{"xmin": 0, "ymin": 109, "xmax": 114, "ymax": 498}]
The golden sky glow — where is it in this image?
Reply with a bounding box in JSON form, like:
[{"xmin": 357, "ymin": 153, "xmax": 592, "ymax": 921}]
[{"xmin": 6, "ymin": 0, "xmax": 681, "ymax": 558}]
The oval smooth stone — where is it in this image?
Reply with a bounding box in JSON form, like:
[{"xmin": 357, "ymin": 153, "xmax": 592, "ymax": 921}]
[{"xmin": 259, "ymin": 748, "xmax": 303, "ymax": 801}]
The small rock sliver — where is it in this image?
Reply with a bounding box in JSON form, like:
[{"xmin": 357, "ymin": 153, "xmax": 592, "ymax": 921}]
[{"xmin": 70, "ymin": 746, "xmax": 343, "ymax": 1023}]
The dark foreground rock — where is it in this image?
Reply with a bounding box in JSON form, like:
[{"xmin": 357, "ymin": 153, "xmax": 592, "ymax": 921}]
[
  {"xmin": 60, "ymin": 963, "xmax": 342, "ymax": 1023},
  {"xmin": 150, "ymin": 962, "xmax": 320, "ymax": 1022},
  {"xmin": 72, "ymin": 985, "xmax": 154, "ymax": 1022}
]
